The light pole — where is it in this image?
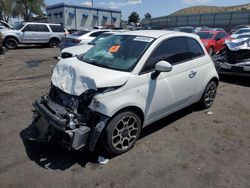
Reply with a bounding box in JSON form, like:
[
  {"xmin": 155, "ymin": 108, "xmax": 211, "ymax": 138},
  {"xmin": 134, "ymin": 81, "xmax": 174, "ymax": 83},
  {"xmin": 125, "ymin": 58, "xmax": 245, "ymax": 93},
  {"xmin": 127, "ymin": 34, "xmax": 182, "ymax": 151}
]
[{"xmin": 92, "ymin": 0, "xmax": 94, "ymax": 6}]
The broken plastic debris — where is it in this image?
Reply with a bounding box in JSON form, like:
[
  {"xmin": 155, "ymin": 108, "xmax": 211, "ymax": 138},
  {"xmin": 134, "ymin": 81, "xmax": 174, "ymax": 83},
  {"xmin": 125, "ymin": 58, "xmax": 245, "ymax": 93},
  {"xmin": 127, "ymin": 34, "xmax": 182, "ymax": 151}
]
[
  {"xmin": 206, "ymin": 111, "xmax": 213, "ymax": 115},
  {"xmin": 98, "ymin": 156, "xmax": 109, "ymax": 164}
]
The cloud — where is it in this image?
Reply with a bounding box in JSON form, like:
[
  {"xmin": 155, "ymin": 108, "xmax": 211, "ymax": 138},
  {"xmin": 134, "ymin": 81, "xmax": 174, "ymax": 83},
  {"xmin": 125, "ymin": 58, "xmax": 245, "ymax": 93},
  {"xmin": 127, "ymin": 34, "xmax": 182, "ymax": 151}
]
[
  {"xmin": 99, "ymin": 0, "xmax": 142, "ymax": 9},
  {"xmin": 182, "ymin": 0, "xmax": 211, "ymax": 4},
  {"xmin": 81, "ymin": 1, "xmax": 92, "ymax": 6}
]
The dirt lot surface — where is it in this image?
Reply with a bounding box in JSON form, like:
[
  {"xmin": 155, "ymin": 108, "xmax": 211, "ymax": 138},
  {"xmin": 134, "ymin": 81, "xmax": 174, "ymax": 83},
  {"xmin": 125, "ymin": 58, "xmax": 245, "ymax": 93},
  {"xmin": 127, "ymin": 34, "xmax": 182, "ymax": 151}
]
[{"xmin": 0, "ymin": 47, "xmax": 250, "ymax": 188}]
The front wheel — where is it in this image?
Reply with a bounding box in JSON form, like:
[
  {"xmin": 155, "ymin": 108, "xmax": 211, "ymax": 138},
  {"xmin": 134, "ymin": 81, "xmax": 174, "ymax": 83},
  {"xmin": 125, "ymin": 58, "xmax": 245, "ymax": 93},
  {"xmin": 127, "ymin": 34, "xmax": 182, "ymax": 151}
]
[
  {"xmin": 198, "ymin": 80, "xmax": 217, "ymax": 109},
  {"xmin": 4, "ymin": 38, "xmax": 18, "ymax": 49},
  {"xmin": 101, "ymin": 111, "xmax": 142, "ymax": 155}
]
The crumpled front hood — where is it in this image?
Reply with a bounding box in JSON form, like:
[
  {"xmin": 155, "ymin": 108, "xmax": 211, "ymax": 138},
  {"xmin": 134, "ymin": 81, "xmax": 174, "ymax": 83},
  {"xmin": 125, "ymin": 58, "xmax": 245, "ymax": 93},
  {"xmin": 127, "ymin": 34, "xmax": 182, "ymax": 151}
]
[{"xmin": 51, "ymin": 57, "xmax": 131, "ymax": 96}]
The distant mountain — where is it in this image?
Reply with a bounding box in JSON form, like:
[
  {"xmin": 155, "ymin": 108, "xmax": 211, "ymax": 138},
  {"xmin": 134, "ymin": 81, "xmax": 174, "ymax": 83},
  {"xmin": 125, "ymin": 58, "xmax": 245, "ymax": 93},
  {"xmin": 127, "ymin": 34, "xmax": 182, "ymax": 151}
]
[{"xmin": 171, "ymin": 3, "xmax": 250, "ymax": 16}]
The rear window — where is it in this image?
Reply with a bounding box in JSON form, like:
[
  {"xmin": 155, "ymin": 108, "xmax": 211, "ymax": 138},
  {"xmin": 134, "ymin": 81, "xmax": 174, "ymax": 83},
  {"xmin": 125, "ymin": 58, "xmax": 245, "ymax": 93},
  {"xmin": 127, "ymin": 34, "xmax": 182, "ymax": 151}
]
[
  {"xmin": 49, "ymin": 25, "xmax": 64, "ymax": 32},
  {"xmin": 197, "ymin": 32, "xmax": 214, "ymax": 39},
  {"xmin": 71, "ymin": 30, "xmax": 90, "ymax": 36}
]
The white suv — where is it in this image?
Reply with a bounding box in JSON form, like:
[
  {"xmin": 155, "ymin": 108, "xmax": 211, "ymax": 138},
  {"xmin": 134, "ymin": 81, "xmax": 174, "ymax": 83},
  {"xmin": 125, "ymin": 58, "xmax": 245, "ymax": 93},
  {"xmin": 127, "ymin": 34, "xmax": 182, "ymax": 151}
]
[
  {"xmin": 2, "ymin": 22, "xmax": 65, "ymax": 49},
  {"xmin": 28, "ymin": 30, "xmax": 219, "ymax": 155}
]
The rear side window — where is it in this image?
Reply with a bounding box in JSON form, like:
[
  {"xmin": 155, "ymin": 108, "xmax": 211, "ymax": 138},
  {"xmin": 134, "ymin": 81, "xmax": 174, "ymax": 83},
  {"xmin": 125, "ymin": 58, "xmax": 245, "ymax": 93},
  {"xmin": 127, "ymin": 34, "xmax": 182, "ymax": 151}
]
[
  {"xmin": 49, "ymin": 25, "xmax": 64, "ymax": 32},
  {"xmin": 186, "ymin": 38, "xmax": 204, "ymax": 59},
  {"xmin": 90, "ymin": 31, "xmax": 108, "ymax": 37}
]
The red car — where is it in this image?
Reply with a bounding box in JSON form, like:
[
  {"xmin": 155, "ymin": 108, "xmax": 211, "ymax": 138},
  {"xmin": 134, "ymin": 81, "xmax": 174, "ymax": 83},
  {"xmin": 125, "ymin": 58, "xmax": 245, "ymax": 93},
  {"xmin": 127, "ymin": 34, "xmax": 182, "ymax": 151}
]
[{"xmin": 197, "ymin": 31, "xmax": 231, "ymax": 55}]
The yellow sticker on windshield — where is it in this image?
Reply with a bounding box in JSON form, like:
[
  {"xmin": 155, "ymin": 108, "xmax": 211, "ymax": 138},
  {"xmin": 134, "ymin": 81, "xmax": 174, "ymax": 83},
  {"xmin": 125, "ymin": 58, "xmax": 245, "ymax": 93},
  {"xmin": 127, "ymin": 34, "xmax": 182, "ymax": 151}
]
[{"xmin": 109, "ymin": 45, "xmax": 120, "ymax": 53}]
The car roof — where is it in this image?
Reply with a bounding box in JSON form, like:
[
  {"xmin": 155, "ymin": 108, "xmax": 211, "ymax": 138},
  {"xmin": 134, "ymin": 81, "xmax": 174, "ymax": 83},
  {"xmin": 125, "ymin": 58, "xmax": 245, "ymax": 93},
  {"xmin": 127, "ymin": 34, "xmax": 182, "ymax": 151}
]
[
  {"xmin": 23, "ymin": 22, "xmax": 62, "ymax": 26},
  {"xmin": 198, "ymin": 30, "xmax": 223, "ymax": 34},
  {"xmin": 115, "ymin": 30, "xmax": 178, "ymax": 38}
]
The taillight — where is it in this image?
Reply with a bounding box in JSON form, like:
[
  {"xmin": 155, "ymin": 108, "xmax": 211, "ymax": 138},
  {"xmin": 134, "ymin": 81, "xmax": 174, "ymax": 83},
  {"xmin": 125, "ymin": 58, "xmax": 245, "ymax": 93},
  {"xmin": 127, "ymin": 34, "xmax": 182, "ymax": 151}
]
[{"xmin": 73, "ymin": 39, "xmax": 81, "ymax": 43}]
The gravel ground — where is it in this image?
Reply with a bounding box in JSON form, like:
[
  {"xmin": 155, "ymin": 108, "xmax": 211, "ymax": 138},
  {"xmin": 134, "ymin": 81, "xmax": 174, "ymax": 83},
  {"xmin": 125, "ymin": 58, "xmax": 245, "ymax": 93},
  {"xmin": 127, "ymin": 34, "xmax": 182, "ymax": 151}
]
[{"xmin": 0, "ymin": 47, "xmax": 250, "ymax": 188}]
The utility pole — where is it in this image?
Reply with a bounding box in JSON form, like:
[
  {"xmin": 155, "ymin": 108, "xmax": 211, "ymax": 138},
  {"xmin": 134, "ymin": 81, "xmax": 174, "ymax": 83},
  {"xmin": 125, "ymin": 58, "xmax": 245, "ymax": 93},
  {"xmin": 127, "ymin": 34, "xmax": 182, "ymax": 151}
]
[{"xmin": 92, "ymin": 0, "xmax": 94, "ymax": 6}]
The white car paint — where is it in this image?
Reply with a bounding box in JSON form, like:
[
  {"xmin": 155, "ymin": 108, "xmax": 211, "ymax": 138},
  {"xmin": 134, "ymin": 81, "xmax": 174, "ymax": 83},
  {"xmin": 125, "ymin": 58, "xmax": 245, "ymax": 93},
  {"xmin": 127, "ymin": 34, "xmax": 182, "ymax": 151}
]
[{"xmin": 52, "ymin": 30, "xmax": 219, "ymax": 127}]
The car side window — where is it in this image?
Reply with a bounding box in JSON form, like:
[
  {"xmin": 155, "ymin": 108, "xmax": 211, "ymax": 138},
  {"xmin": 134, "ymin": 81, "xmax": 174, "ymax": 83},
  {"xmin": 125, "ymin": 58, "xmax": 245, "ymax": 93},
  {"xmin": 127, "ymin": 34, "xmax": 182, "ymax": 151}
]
[
  {"xmin": 142, "ymin": 37, "xmax": 188, "ymax": 72},
  {"xmin": 23, "ymin": 24, "xmax": 36, "ymax": 32},
  {"xmin": 186, "ymin": 38, "xmax": 204, "ymax": 59},
  {"xmin": 23, "ymin": 24, "xmax": 49, "ymax": 32},
  {"xmin": 90, "ymin": 31, "xmax": 107, "ymax": 37},
  {"xmin": 36, "ymin": 25, "xmax": 49, "ymax": 32},
  {"xmin": 49, "ymin": 25, "xmax": 64, "ymax": 32}
]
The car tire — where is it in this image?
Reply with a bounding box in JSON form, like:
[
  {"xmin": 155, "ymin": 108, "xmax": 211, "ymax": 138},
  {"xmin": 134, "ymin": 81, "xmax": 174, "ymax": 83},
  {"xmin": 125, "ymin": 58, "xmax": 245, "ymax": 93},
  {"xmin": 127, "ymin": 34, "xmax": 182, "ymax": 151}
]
[
  {"xmin": 49, "ymin": 38, "xmax": 60, "ymax": 48},
  {"xmin": 101, "ymin": 111, "xmax": 142, "ymax": 155},
  {"xmin": 4, "ymin": 37, "xmax": 18, "ymax": 49},
  {"xmin": 198, "ymin": 80, "xmax": 217, "ymax": 109},
  {"xmin": 208, "ymin": 47, "xmax": 214, "ymax": 56}
]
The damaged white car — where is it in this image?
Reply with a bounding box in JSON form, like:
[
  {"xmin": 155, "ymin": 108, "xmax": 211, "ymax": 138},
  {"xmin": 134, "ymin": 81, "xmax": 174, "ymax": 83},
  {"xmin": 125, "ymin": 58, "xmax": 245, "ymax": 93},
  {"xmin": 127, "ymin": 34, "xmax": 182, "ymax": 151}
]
[
  {"xmin": 28, "ymin": 30, "xmax": 219, "ymax": 155},
  {"xmin": 213, "ymin": 37, "xmax": 250, "ymax": 77}
]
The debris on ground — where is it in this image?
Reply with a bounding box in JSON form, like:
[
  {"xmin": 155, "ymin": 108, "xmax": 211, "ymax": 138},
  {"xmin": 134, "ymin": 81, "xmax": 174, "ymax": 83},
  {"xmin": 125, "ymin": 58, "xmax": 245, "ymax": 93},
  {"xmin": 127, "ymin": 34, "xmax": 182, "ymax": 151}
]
[
  {"xmin": 206, "ymin": 111, "xmax": 213, "ymax": 115},
  {"xmin": 98, "ymin": 156, "xmax": 109, "ymax": 164}
]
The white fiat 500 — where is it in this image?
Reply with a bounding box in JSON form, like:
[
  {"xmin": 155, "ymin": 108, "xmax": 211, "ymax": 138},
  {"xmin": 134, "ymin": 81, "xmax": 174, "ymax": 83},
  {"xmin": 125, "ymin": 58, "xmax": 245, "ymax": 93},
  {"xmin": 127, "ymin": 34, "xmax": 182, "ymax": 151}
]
[{"xmin": 29, "ymin": 30, "xmax": 219, "ymax": 155}]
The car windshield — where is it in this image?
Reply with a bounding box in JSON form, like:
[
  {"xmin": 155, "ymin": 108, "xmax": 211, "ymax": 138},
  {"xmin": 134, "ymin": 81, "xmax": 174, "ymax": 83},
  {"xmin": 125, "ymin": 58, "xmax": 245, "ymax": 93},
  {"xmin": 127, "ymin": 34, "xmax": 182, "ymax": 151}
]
[
  {"xmin": 14, "ymin": 22, "xmax": 25, "ymax": 30},
  {"xmin": 88, "ymin": 33, "xmax": 113, "ymax": 45},
  {"xmin": 80, "ymin": 35, "xmax": 154, "ymax": 72},
  {"xmin": 197, "ymin": 32, "xmax": 214, "ymax": 39},
  {"xmin": 70, "ymin": 30, "xmax": 90, "ymax": 36}
]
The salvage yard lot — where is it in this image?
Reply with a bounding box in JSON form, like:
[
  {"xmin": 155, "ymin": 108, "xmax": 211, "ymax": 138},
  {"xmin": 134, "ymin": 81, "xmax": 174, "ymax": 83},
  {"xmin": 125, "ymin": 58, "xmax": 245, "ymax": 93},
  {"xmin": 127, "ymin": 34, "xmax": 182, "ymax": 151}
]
[{"xmin": 0, "ymin": 47, "xmax": 250, "ymax": 188}]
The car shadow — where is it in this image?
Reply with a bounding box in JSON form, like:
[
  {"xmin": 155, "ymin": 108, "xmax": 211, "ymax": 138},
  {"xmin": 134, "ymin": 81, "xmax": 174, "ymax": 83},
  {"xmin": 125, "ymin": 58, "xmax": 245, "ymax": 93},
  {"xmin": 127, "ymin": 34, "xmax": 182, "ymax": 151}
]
[
  {"xmin": 219, "ymin": 74, "xmax": 250, "ymax": 87},
  {"xmin": 20, "ymin": 123, "xmax": 101, "ymax": 170},
  {"xmin": 140, "ymin": 105, "xmax": 195, "ymax": 139},
  {"xmin": 20, "ymin": 105, "xmax": 197, "ymax": 170}
]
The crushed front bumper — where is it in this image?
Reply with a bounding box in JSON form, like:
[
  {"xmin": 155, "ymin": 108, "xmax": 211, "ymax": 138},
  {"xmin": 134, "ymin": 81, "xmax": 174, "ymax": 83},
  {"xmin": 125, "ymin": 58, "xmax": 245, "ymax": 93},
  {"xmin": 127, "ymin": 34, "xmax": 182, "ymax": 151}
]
[{"xmin": 32, "ymin": 97, "xmax": 91, "ymax": 150}]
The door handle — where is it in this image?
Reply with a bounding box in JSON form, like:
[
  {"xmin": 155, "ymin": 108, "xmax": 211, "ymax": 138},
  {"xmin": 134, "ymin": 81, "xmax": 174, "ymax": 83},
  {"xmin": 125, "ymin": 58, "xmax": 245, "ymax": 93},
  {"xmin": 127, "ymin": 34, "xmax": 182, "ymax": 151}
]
[{"xmin": 189, "ymin": 71, "xmax": 197, "ymax": 78}]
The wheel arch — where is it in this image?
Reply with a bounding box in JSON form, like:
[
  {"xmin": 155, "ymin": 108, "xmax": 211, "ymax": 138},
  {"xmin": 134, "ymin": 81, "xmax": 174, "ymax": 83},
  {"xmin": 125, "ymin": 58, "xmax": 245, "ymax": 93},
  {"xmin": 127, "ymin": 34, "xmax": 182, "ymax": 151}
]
[
  {"xmin": 3, "ymin": 35, "xmax": 20, "ymax": 44},
  {"xmin": 108, "ymin": 106, "xmax": 145, "ymax": 125}
]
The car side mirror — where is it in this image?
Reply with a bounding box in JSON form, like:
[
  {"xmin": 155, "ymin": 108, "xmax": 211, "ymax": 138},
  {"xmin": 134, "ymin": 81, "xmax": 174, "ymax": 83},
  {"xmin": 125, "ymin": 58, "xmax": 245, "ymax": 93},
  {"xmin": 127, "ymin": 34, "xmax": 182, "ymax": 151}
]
[
  {"xmin": 155, "ymin": 60, "xmax": 173, "ymax": 72},
  {"xmin": 151, "ymin": 61, "xmax": 173, "ymax": 80}
]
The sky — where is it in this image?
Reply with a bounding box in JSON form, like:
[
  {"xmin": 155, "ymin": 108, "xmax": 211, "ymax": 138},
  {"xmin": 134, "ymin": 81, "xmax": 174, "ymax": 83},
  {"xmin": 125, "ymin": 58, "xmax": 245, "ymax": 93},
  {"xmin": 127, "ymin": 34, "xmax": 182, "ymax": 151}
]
[{"xmin": 45, "ymin": 0, "xmax": 250, "ymax": 20}]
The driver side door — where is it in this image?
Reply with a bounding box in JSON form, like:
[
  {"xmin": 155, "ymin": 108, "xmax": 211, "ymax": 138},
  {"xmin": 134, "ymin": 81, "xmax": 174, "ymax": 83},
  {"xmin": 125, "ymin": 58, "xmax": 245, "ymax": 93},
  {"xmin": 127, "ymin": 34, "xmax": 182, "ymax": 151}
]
[{"xmin": 21, "ymin": 24, "xmax": 37, "ymax": 43}]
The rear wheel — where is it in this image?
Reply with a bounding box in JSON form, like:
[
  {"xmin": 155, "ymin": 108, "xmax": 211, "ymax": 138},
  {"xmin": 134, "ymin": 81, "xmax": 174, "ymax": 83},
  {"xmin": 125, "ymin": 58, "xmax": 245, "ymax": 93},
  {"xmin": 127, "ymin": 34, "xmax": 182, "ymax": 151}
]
[
  {"xmin": 101, "ymin": 111, "xmax": 142, "ymax": 155},
  {"xmin": 49, "ymin": 38, "xmax": 60, "ymax": 48},
  {"xmin": 198, "ymin": 80, "xmax": 217, "ymax": 109},
  {"xmin": 4, "ymin": 37, "xmax": 18, "ymax": 49}
]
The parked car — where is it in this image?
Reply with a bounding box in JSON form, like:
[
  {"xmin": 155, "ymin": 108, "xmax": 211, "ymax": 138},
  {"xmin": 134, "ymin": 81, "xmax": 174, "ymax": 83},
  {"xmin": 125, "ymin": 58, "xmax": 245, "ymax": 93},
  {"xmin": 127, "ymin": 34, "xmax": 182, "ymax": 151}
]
[
  {"xmin": 213, "ymin": 37, "xmax": 250, "ymax": 77},
  {"xmin": 27, "ymin": 30, "xmax": 219, "ymax": 155},
  {"xmin": 60, "ymin": 29, "xmax": 112, "ymax": 50},
  {"xmin": 1, "ymin": 22, "xmax": 65, "ymax": 49},
  {"xmin": 231, "ymin": 28, "xmax": 250, "ymax": 39},
  {"xmin": 211, "ymin": 28, "xmax": 225, "ymax": 32},
  {"xmin": 197, "ymin": 31, "xmax": 231, "ymax": 55},
  {"xmin": 175, "ymin": 26, "xmax": 195, "ymax": 33},
  {"xmin": 59, "ymin": 31, "xmax": 128, "ymax": 59},
  {"xmin": 230, "ymin": 25, "xmax": 250, "ymax": 34},
  {"xmin": 235, "ymin": 34, "xmax": 250, "ymax": 39}
]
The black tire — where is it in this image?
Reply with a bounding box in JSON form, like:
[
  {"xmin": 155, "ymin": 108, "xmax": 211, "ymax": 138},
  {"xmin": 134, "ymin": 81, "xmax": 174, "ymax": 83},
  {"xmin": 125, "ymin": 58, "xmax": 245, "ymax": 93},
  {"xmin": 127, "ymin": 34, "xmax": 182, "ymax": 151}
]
[
  {"xmin": 208, "ymin": 47, "xmax": 214, "ymax": 56},
  {"xmin": 4, "ymin": 37, "xmax": 18, "ymax": 49},
  {"xmin": 49, "ymin": 38, "xmax": 60, "ymax": 48},
  {"xmin": 198, "ymin": 80, "xmax": 217, "ymax": 109},
  {"xmin": 101, "ymin": 111, "xmax": 142, "ymax": 155}
]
